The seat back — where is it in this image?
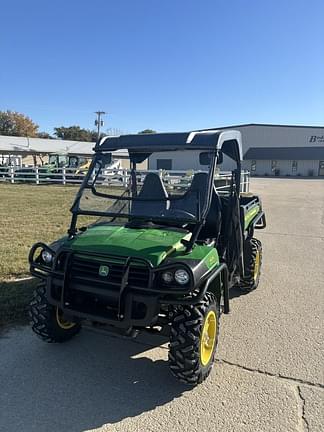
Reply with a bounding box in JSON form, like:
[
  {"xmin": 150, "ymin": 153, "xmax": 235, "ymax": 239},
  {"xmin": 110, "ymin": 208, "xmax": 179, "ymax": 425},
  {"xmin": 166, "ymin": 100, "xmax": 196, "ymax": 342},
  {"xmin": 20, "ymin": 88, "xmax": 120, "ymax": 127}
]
[
  {"xmin": 169, "ymin": 172, "xmax": 221, "ymax": 240},
  {"xmin": 170, "ymin": 172, "xmax": 208, "ymax": 216},
  {"xmin": 131, "ymin": 172, "xmax": 168, "ymax": 216}
]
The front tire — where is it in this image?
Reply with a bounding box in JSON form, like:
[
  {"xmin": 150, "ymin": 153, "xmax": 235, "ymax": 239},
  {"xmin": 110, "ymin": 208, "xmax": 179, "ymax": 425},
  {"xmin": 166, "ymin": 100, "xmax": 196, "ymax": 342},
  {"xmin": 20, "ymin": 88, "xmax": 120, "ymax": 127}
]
[
  {"xmin": 168, "ymin": 292, "xmax": 220, "ymax": 385},
  {"xmin": 29, "ymin": 283, "xmax": 81, "ymax": 343}
]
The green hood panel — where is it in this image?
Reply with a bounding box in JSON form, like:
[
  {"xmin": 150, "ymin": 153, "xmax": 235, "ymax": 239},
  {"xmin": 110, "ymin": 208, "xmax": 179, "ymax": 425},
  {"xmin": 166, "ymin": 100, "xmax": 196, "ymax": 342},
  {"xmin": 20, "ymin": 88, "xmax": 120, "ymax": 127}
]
[
  {"xmin": 69, "ymin": 225, "xmax": 191, "ymax": 267},
  {"xmin": 169, "ymin": 245, "xmax": 219, "ymax": 270}
]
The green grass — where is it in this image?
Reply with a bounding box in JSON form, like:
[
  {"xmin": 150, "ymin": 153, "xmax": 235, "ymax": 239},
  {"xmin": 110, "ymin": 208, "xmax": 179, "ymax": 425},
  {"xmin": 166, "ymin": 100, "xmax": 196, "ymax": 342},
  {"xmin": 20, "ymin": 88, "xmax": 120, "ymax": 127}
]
[
  {"xmin": 0, "ymin": 183, "xmax": 85, "ymax": 324},
  {"xmin": 0, "ymin": 183, "xmax": 84, "ymax": 279}
]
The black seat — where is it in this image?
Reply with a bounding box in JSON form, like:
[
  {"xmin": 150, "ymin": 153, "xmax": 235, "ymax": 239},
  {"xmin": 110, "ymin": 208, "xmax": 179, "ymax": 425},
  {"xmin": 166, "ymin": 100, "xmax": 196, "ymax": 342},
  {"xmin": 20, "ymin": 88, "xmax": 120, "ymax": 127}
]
[
  {"xmin": 170, "ymin": 172, "xmax": 222, "ymax": 241},
  {"xmin": 131, "ymin": 172, "xmax": 169, "ymax": 216},
  {"xmin": 170, "ymin": 172, "xmax": 208, "ymax": 216}
]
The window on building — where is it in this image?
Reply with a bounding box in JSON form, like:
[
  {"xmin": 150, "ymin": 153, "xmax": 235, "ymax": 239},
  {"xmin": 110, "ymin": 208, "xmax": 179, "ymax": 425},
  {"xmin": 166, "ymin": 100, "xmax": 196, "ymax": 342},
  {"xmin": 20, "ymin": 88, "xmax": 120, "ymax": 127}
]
[
  {"xmin": 292, "ymin": 160, "xmax": 298, "ymax": 173},
  {"xmin": 319, "ymin": 161, "xmax": 324, "ymax": 176},
  {"xmin": 271, "ymin": 160, "xmax": 277, "ymax": 172},
  {"xmin": 156, "ymin": 159, "xmax": 172, "ymax": 170},
  {"xmin": 251, "ymin": 160, "xmax": 256, "ymax": 171}
]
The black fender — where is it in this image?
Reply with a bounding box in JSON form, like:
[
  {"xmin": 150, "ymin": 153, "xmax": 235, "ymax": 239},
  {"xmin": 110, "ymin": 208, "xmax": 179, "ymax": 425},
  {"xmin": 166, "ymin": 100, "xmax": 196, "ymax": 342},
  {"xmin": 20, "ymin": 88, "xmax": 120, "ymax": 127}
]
[
  {"xmin": 163, "ymin": 263, "xmax": 230, "ymax": 313},
  {"xmin": 247, "ymin": 211, "xmax": 266, "ymax": 238},
  {"xmin": 197, "ymin": 263, "xmax": 230, "ymax": 314}
]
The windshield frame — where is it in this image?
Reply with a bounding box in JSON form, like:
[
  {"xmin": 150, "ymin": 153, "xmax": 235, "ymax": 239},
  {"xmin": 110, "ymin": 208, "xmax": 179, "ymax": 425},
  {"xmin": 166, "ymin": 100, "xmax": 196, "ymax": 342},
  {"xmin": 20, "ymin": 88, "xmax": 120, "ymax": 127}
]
[{"xmin": 68, "ymin": 150, "xmax": 218, "ymax": 239}]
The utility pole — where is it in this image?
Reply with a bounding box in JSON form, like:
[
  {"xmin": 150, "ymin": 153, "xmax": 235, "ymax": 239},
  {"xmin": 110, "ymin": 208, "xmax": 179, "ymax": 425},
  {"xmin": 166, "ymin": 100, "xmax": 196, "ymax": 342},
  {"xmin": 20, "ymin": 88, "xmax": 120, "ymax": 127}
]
[{"xmin": 94, "ymin": 111, "xmax": 106, "ymax": 140}]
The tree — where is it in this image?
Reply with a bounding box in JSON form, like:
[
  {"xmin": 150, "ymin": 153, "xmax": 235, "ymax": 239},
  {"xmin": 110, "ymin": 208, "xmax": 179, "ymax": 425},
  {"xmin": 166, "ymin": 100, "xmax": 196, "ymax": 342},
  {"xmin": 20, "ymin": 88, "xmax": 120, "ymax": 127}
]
[
  {"xmin": 54, "ymin": 125, "xmax": 95, "ymax": 142},
  {"xmin": 138, "ymin": 129, "xmax": 156, "ymax": 134},
  {"xmin": 0, "ymin": 110, "xmax": 39, "ymax": 137},
  {"xmin": 37, "ymin": 132, "xmax": 53, "ymax": 139},
  {"xmin": 90, "ymin": 130, "xmax": 106, "ymax": 141}
]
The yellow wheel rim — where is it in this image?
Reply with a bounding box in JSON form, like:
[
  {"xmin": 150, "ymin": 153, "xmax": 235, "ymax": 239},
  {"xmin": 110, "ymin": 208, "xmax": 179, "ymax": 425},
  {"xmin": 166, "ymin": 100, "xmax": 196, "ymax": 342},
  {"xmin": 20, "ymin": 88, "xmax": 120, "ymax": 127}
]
[
  {"xmin": 200, "ymin": 310, "xmax": 217, "ymax": 366},
  {"xmin": 253, "ymin": 250, "xmax": 261, "ymax": 281},
  {"xmin": 55, "ymin": 307, "xmax": 76, "ymax": 330}
]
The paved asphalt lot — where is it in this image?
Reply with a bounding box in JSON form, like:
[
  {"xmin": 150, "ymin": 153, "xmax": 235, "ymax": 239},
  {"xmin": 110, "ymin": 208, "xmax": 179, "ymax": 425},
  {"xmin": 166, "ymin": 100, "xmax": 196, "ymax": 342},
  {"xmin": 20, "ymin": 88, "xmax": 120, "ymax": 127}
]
[{"xmin": 0, "ymin": 178, "xmax": 323, "ymax": 432}]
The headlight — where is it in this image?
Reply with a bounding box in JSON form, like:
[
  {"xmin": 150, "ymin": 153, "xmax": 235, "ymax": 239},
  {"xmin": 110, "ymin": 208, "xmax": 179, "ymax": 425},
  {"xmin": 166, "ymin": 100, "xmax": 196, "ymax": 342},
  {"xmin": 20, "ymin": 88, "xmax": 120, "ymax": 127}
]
[
  {"xmin": 41, "ymin": 250, "xmax": 53, "ymax": 264},
  {"xmin": 161, "ymin": 271, "xmax": 173, "ymax": 283},
  {"xmin": 174, "ymin": 269, "xmax": 190, "ymax": 285}
]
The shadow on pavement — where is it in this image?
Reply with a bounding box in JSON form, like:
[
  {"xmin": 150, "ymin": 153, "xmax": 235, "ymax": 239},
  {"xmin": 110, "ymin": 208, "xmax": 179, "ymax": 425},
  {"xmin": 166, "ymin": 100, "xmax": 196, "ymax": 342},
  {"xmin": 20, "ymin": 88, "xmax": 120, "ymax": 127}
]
[
  {"xmin": 0, "ymin": 326, "xmax": 188, "ymax": 432},
  {"xmin": 229, "ymin": 285, "xmax": 249, "ymax": 300},
  {"xmin": 0, "ymin": 278, "xmax": 36, "ymax": 327}
]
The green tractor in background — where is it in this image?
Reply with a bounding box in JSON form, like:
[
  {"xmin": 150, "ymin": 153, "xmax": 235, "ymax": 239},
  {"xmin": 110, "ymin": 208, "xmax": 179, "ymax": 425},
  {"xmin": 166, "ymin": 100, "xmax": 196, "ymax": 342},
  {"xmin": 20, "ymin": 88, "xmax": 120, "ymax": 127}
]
[
  {"xmin": 28, "ymin": 130, "xmax": 266, "ymax": 385},
  {"xmin": 15, "ymin": 153, "xmax": 89, "ymax": 182}
]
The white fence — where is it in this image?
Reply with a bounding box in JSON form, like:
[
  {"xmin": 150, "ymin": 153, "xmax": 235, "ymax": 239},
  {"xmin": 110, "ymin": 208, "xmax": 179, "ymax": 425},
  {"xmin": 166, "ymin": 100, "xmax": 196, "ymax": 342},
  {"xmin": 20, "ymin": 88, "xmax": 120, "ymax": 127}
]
[{"xmin": 0, "ymin": 166, "xmax": 250, "ymax": 192}]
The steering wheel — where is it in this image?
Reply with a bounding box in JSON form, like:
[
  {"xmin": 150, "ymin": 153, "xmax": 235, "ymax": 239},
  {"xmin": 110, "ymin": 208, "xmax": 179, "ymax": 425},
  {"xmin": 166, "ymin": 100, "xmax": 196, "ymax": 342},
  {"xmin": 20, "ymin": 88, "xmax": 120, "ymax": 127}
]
[{"xmin": 160, "ymin": 209, "xmax": 196, "ymax": 219}]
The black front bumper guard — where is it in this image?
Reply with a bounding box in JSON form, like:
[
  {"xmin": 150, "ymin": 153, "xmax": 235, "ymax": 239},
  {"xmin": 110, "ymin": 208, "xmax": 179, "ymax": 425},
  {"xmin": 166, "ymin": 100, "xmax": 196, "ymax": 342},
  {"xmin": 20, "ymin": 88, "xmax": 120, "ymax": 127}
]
[{"xmin": 29, "ymin": 244, "xmax": 229, "ymax": 327}]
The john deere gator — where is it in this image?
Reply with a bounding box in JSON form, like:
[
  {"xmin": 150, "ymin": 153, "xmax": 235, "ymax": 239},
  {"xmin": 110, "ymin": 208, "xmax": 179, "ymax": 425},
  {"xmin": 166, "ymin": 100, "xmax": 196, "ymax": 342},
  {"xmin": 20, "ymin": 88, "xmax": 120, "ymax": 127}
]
[{"xmin": 29, "ymin": 130, "xmax": 266, "ymax": 385}]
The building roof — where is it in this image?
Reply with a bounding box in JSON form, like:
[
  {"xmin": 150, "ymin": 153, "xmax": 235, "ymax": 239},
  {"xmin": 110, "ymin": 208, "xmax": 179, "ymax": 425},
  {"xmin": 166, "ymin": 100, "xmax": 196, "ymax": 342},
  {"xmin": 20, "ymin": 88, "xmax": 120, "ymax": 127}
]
[
  {"xmin": 244, "ymin": 146, "xmax": 324, "ymax": 160},
  {"xmin": 205, "ymin": 123, "xmax": 324, "ymax": 130},
  {"xmin": 0, "ymin": 135, "xmax": 95, "ymax": 156}
]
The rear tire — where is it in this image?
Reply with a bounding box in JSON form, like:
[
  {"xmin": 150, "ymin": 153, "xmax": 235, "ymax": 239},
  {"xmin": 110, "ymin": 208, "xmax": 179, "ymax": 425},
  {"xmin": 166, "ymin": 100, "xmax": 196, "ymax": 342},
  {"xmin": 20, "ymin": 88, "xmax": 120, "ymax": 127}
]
[
  {"xmin": 241, "ymin": 237, "xmax": 262, "ymax": 292},
  {"xmin": 29, "ymin": 283, "xmax": 81, "ymax": 343},
  {"xmin": 168, "ymin": 292, "xmax": 220, "ymax": 386}
]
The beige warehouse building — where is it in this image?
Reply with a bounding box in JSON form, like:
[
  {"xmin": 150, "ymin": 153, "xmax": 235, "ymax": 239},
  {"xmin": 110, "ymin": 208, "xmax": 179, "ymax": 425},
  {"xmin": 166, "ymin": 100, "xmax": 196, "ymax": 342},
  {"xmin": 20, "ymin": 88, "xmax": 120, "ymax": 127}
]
[{"xmin": 148, "ymin": 124, "xmax": 324, "ymax": 177}]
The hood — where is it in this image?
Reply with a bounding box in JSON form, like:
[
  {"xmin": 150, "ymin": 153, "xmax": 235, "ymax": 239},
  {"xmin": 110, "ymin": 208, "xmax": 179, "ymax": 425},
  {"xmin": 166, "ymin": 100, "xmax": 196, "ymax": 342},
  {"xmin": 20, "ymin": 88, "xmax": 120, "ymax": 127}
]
[{"xmin": 69, "ymin": 225, "xmax": 190, "ymax": 267}]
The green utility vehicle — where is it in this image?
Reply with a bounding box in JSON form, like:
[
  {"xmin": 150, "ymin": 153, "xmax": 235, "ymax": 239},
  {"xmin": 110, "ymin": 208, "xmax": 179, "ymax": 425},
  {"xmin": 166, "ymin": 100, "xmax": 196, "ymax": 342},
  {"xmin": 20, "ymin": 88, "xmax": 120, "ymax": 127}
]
[
  {"xmin": 29, "ymin": 130, "xmax": 266, "ymax": 385},
  {"xmin": 15, "ymin": 154, "xmax": 88, "ymax": 182}
]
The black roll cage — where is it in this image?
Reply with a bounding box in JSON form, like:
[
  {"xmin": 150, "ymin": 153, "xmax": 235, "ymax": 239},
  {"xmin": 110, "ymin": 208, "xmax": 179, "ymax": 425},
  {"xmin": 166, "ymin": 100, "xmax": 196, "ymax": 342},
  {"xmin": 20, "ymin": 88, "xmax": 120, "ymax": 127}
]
[{"xmin": 68, "ymin": 130, "xmax": 243, "ymax": 253}]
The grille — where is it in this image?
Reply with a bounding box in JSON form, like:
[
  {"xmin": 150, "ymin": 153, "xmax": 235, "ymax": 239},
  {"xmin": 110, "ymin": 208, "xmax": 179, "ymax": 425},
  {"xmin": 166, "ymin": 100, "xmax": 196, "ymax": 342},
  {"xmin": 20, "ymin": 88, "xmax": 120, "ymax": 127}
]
[{"xmin": 70, "ymin": 255, "xmax": 150, "ymax": 288}]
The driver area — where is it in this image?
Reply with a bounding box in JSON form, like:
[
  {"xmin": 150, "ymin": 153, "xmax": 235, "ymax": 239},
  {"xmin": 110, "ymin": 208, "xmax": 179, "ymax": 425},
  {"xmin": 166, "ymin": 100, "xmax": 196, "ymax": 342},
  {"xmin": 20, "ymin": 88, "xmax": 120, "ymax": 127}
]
[
  {"xmin": 130, "ymin": 172, "xmax": 222, "ymax": 244},
  {"xmin": 130, "ymin": 172, "xmax": 169, "ymax": 217}
]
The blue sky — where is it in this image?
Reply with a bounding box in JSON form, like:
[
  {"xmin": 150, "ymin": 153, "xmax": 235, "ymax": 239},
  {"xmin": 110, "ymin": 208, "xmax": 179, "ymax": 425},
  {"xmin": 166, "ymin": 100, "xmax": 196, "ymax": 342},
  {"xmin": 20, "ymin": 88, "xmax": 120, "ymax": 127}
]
[{"xmin": 1, "ymin": 0, "xmax": 323, "ymax": 134}]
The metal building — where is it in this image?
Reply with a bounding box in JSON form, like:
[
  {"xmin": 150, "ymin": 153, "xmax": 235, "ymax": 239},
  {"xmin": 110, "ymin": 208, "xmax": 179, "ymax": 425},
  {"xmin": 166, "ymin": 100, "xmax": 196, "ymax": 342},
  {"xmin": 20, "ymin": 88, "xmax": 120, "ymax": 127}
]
[
  {"xmin": 0, "ymin": 135, "xmax": 132, "ymax": 168},
  {"xmin": 148, "ymin": 124, "xmax": 324, "ymax": 177},
  {"xmin": 244, "ymin": 146, "xmax": 324, "ymax": 177}
]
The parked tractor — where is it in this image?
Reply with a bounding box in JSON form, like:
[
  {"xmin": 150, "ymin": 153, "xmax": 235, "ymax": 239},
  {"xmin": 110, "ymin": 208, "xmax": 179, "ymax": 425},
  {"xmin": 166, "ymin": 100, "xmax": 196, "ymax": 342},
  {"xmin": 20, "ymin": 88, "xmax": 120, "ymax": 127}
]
[{"xmin": 15, "ymin": 154, "xmax": 89, "ymax": 182}]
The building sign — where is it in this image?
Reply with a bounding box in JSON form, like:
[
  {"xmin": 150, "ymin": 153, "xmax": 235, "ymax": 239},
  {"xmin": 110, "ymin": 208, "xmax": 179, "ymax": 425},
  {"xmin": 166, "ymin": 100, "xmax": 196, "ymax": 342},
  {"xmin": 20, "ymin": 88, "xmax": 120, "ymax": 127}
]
[{"xmin": 309, "ymin": 135, "xmax": 324, "ymax": 143}]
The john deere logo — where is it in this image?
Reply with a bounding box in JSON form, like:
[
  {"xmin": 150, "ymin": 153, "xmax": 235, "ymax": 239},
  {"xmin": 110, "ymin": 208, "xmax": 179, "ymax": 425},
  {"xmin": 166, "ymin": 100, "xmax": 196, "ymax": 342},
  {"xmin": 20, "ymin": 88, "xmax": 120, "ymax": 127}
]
[{"xmin": 99, "ymin": 265, "xmax": 109, "ymax": 277}]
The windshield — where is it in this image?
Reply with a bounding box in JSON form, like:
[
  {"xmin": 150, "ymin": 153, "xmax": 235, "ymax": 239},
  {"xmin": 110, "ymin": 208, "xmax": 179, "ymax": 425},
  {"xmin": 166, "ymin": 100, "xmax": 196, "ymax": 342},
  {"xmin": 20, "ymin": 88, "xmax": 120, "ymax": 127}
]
[
  {"xmin": 68, "ymin": 156, "xmax": 79, "ymax": 167},
  {"xmin": 76, "ymin": 153, "xmax": 214, "ymax": 225},
  {"xmin": 49, "ymin": 155, "xmax": 67, "ymax": 167}
]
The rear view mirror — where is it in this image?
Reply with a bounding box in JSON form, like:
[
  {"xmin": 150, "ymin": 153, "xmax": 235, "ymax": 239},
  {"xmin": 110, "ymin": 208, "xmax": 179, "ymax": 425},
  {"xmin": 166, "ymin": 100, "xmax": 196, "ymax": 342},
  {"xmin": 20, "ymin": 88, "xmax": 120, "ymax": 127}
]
[
  {"xmin": 101, "ymin": 153, "xmax": 112, "ymax": 166},
  {"xmin": 199, "ymin": 152, "xmax": 223, "ymax": 165},
  {"xmin": 217, "ymin": 152, "xmax": 223, "ymax": 164},
  {"xmin": 199, "ymin": 152, "xmax": 212, "ymax": 165}
]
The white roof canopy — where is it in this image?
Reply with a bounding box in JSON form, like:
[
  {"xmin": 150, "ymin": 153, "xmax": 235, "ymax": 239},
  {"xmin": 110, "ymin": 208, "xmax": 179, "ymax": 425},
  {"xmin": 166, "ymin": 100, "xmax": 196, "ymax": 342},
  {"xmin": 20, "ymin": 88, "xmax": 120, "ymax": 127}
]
[{"xmin": 0, "ymin": 135, "xmax": 95, "ymax": 156}]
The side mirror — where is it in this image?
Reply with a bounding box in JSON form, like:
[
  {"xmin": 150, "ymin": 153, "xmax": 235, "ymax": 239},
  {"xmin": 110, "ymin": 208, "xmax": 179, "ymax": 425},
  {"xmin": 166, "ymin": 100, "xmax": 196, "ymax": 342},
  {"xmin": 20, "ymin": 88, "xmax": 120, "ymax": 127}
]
[
  {"xmin": 217, "ymin": 152, "xmax": 223, "ymax": 164},
  {"xmin": 101, "ymin": 153, "xmax": 112, "ymax": 166},
  {"xmin": 199, "ymin": 152, "xmax": 212, "ymax": 165}
]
